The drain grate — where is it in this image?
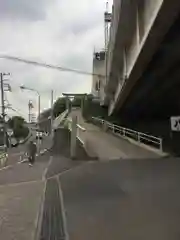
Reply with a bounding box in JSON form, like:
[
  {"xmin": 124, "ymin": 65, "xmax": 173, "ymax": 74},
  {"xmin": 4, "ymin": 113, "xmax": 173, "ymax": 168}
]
[{"xmin": 40, "ymin": 178, "xmax": 66, "ymax": 240}]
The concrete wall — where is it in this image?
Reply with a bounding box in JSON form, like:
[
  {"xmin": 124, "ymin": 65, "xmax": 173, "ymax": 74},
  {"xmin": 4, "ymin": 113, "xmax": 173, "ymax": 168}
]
[
  {"xmin": 52, "ymin": 127, "xmax": 93, "ymax": 160},
  {"xmin": 126, "ymin": 0, "xmax": 163, "ymax": 76}
]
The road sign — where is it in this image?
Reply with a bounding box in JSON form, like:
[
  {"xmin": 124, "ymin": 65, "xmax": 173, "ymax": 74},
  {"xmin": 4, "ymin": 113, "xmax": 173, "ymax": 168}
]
[
  {"xmin": 104, "ymin": 12, "xmax": 112, "ymax": 22},
  {"xmin": 7, "ymin": 129, "xmax": 13, "ymax": 136},
  {"xmin": 170, "ymin": 116, "xmax": 180, "ymax": 131}
]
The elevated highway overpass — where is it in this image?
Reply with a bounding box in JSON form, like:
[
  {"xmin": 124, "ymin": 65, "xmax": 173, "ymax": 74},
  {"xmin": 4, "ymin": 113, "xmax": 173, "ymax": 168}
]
[{"xmin": 104, "ymin": 0, "xmax": 180, "ymax": 121}]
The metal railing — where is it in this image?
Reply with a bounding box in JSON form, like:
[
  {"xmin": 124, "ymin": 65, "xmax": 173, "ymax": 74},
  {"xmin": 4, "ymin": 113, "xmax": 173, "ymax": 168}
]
[
  {"xmin": 53, "ymin": 109, "xmax": 69, "ymax": 129},
  {"xmin": 92, "ymin": 117, "xmax": 163, "ymax": 151}
]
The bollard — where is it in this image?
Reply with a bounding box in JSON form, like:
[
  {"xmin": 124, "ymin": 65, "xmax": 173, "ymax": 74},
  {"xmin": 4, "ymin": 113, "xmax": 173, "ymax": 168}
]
[
  {"xmin": 70, "ymin": 115, "xmax": 77, "ymax": 159},
  {"xmin": 103, "ymin": 121, "xmax": 108, "ymax": 132}
]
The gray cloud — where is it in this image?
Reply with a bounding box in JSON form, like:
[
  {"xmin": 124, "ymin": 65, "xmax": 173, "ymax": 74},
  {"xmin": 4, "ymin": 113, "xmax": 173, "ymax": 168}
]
[
  {"xmin": 0, "ymin": 0, "xmax": 56, "ymax": 21},
  {"xmin": 0, "ymin": 0, "xmax": 112, "ymax": 120},
  {"xmin": 63, "ymin": 11, "xmax": 103, "ymax": 35}
]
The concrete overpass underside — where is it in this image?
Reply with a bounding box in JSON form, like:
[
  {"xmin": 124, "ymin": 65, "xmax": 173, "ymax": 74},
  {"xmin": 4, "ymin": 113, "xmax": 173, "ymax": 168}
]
[{"xmin": 117, "ymin": 14, "xmax": 180, "ymax": 121}]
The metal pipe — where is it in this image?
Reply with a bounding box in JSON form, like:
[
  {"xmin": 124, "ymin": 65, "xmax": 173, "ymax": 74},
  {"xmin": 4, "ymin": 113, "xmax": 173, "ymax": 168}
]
[
  {"xmin": 50, "ymin": 90, "xmax": 53, "ymax": 134},
  {"xmin": 0, "ymin": 73, "xmax": 6, "ymax": 151}
]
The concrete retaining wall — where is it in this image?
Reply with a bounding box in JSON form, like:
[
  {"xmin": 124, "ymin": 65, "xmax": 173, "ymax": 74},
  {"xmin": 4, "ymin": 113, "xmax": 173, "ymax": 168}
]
[{"xmin": 52, "ymin": 128, "xmax": 93, "ymax": 160}]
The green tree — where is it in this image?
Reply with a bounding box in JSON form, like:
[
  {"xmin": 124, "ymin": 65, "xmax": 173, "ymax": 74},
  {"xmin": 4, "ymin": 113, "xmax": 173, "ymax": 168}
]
[
  {"xmin": 7, "ymin": 116, "xmax": 29, "ymax": 140},
  {"xmin": 39, "ymin": 108, "xmax": 51, "ymax": 120},
  {"xmin": 7, "ymin": 116, "xmax": 25, "ymax": 129},
  {"xmin": 82, "ymin": 94, "xmax": 107, "ymax": 121},
  {"xmin": 53, "ymin": 97, "xmax": 67, "ymax": 118},
  {"xmin": 13, "ymin": 125, "xmax": 29, "ymax": 140},
  {"xmin": 72, "ymin": 97, "xmax": 82, "ymax": 107}
]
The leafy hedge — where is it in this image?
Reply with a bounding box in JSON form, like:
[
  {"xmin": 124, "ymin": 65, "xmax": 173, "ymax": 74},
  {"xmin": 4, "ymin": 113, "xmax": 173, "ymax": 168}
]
[{"xmin": 7, "ymin": 116, "xmax": 29, "ymax": 140}]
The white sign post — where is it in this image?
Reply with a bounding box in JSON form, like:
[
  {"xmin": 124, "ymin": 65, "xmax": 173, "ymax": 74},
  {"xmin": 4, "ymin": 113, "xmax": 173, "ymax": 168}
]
[
  {"xmin": 7, "ymin": 129, "xmax": 13, "ymax": 136},
  {"xmin": 7, "ymin": 129, "xmax": 13, "ymax": 148},
  {"xmin": 170, "ymin": 116, "xmax": 180, "ymax": 131}
]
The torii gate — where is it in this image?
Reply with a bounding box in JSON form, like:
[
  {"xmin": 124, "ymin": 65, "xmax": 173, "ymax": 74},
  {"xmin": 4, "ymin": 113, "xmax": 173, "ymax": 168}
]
[
  {"xmin": 62, "ymin": 93, "xmax": 87, "ymax": 159},
  {"xmin": 62, "ymin": 93, "xmax": 87, "ymax": 111}
]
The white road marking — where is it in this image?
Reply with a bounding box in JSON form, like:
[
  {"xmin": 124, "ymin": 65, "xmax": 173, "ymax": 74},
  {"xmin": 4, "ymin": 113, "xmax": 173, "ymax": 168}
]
[
  {"xmin": 0, "ymin": 147, "xmax": 48, "ymax": 171},
  {"xmin": 17, "ymin": 158, "xmax": 28, "ymax": 164},
  {"xmin": 42, "ymin": 156, "xmax": 53, "ymax": 181},
  {"xmin": 33, "ymin": 180, "xmax": 47, "ymax": 240},
  {"xmin": 47, "ymin": 161, "xmax": 90, "ymax": 180},
  {"xmin": 0, "ymin": 164, "xmax": 13, "ymax": 171},
  {"xmin": 0, "ymin": 179, "xmax": 43, "ymax": 188},
  {"xmin": 57, "ymin": 177, "xmax": 69, "ymax": 240}
]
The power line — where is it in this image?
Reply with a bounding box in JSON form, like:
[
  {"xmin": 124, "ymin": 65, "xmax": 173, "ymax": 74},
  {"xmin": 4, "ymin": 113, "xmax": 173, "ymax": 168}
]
[
  {"xmin": 7, "ymin": 106, "xmax": 27, "ymax": 119},
  {"xmin": 0, "ymin": 54, "xmax": 105, "ymax": 78},
  {"xmin": 9, "ymin": 107, "xmax": 24, "ymax": 116},
  {"xmin": 4, "ymin": 93, "xmax": 28, "ymax": 119}
]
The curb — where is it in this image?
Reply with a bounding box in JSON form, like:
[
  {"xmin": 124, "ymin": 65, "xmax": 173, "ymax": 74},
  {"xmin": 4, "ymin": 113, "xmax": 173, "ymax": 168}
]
[{"xmin": 114, "ymin": 132, "xmax": 169, "ymax": 157}]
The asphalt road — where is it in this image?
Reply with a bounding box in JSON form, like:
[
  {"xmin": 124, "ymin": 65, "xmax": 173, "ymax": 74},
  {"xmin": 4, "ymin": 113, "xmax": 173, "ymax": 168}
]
[
  {"xmin": 6, "ymin": 132, "xmax": 52, "ymax": 166},
  {"xmin": 60, "ymin": 158, "xmax": 180, "ymax": 240},
  {"xmin": 1, "ymin": 128, "xmax": 180, "ymax": 240},
  {"xmin": 0, "ymin": 152, "xmax": 50, "ymax": 186},
  {"xmin": 0, "ymin": 138, "xmax": 51, "ymax": 240}
]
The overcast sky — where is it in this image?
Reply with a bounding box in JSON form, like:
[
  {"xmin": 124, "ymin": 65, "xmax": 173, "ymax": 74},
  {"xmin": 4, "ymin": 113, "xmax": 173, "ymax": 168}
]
[{"xmin": 0, "ymin": 0, "xmax": 112, "ymax": 120}]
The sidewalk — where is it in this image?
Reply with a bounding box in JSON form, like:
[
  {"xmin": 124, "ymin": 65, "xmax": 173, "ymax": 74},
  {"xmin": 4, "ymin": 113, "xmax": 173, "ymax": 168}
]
[
  {"xmin": 0, "ymin": 150, "xmax": 50, "ymax": 240},
  {"xmin": 0, "ymin": 181, "xmax": 44, "ymax": 240},
  {"xmin": 69, "ymin": 110, "xmax": 160, "ymax": 160}
]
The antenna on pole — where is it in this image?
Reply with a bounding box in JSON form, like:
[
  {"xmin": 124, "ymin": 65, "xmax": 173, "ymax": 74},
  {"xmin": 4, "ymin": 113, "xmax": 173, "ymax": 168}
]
[
  {"xmin": 106, "ymin": 1, "xmax": 109, "ymax": 13},
  {"xmin": 104, "ymin": 1, "xmax": 112, "ymax": 84},
  {"xmin": 104, "ymin": 1, "xmax": 109, "ymax": 51}
]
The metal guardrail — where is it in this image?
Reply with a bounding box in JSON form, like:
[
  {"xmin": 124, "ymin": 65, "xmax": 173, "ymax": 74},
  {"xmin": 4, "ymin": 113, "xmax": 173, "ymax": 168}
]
[
  {"xmin": 91, "ymin": 117, "xmax": 163, "ymax": 151},
  {"xmin": 53, "ymin": 109, "xmax": 69, "ymax": 129}
]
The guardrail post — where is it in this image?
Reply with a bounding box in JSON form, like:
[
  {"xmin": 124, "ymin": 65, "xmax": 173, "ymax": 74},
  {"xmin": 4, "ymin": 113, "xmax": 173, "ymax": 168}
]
[
  {"xmin": 70, "ymin": 115, "xmax": 77, "ymax": 159},
  {"xmin": 103, "ymin": 121, "xmax": 108, "ymax": 132},
  {"xmin": 159, "ymin": 138, "xmax": 163, "ymax": 151},
  {"xmin": 102, "ymin": 120, "xmax": 104, "ymax": 128},
  {"xmin": 123, "ymin": 128, "xmax": 125, "ymax": 136},
  {"xmin": 138, "ymin": 133, "xmax": 141, "ymax": 143}
]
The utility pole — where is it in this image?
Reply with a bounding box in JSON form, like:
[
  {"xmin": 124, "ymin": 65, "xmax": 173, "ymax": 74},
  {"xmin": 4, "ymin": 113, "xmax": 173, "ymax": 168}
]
[
  {"xmin": 104, "ymin": 1, "xmax": 112, "ymax": 85},
  {"xmin": 0, "ymin": 73, "xmax": 10, "ymax": 152},
  {"xmin": 28, "ymin": 100, "xmax": 31, "ymax": 123},
  {"xmin": 51, "ymin": 90, "xmax": 54, "ymax": 133},
  {"xmin": 28, "ymin": 100, "xmax": 34, "ymax": 123},
  {"xmin": 38, "ymin": 95, "xmax": 40, "ymax": 128}
]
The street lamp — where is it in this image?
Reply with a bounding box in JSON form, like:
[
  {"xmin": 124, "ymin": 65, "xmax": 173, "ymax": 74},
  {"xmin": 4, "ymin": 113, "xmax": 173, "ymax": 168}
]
[
  {"xmin": 20, "ymin": 85, "xmax": 41, "ymax": 154},
  {"xmin": 1, "ymin": 72, "xmax": 11, "ymax": 152},
  {"xmin": 20, "ymin": 85, "xmax": 40, "ymax": 128},
  {"xmin": 20, "ymin": 86, "xmax": 54, "ymax": 134}
]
